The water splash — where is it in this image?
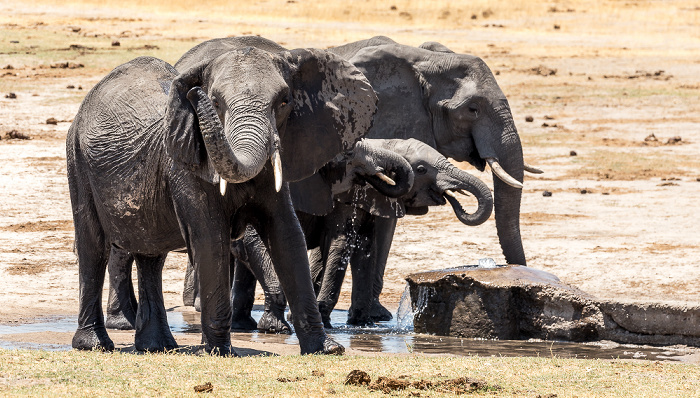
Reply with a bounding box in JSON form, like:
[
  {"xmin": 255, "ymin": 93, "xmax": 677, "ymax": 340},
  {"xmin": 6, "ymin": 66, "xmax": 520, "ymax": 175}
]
[
  {"xmin": 478, "ymin": 257, "xmax": 497, "ymax": 268},
  {"xmin": 395, "ymin": 284, "xmax": 414, "ymax": 332}
]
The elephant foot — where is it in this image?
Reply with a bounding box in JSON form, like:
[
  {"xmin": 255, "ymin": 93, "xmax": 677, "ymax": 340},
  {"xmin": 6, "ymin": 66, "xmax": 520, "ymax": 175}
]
[
  {"xmin": 231, "ymin": 314, "xmax": 258, "ymax": 331},
  {"xmin": 257, "ymin": 311, "xmax": 292, "ymax": 334},
  {"xmin": 317, "ymin": 302, "xmax": 334, "ymax": 329},
  {"xmin": 299, "ymin": 334, "xmax": 344, "ymax": 355},
  {"xmin": 369, "ymin": 300, "xmax": 393, "ymax": 322},
  {"xmin": 72, "ymin": 326, "xmax": 114, "ymax": 351},
  {"xmin": 105, "ymin": 312, "xmax": 136, "ymax": 330},
  {"xmin": 205, "ymin": 344, "xmax": 239, "ymax": 357},
  {"xmin": 135, "ymin": 332, "xmax": 178, "ymax": 352},
  {"xmin": 347, "ymin": 311, "xmax": 375, "ymax": 327}
]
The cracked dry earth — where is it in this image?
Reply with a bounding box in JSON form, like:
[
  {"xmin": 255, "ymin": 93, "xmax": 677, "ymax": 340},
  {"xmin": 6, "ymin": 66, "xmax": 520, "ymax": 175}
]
[{"xmin": 0, "ymin": 0, "xmax": 699, "ymax": 354}]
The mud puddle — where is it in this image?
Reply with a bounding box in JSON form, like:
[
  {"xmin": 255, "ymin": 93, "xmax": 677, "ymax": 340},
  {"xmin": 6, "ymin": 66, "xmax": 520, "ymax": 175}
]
[{"xmin": 0, "ymin": 310, "xmax": 698, "ymax": 362}]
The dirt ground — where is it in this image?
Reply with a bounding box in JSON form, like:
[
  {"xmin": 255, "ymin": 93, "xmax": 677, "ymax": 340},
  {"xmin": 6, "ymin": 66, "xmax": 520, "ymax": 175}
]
[{"xmin": 1, "ymin": 0, "xmax": 699, "ymax": 354}]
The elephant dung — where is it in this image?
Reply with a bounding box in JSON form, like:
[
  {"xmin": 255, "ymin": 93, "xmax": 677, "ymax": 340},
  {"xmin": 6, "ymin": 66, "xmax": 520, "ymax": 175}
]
[{"xmin": 406, "ymin": 265, "xmax": 700, "ymax": 346}]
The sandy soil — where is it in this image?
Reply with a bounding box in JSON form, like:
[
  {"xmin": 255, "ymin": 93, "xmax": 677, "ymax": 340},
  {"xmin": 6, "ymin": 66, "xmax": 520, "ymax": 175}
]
[{"xmin": 1, "ymin": 0, "xmax": 699, "ymax": 355}]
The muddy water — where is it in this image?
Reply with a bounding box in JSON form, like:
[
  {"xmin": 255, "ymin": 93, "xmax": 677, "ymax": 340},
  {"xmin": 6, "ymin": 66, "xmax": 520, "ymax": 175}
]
[{"xmin": 0, "ymin": 310, "xmax": 697, "ymax": 362}]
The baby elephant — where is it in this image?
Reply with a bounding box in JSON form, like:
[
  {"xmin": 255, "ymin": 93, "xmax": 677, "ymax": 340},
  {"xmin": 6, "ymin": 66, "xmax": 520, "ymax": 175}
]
[{"xmin": 231, "ymin": 138, "xmax": 493, "ymax": 330}]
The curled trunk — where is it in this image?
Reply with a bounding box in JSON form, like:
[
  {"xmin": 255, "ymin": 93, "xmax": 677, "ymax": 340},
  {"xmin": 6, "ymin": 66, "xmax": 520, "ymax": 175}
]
[
  {"xmin": 186, "ymin": 87, "xmax": 269, "ymax": 183},
  {"xmin": 437, "ymin": 163, "xmax": 493, "ymax": 226}
]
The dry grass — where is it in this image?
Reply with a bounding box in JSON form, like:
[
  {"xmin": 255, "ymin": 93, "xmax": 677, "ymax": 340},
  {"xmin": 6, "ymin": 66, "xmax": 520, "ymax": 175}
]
[{"xmin": 1, "ymin": 348, "xmax": 699, "ymax": 397}]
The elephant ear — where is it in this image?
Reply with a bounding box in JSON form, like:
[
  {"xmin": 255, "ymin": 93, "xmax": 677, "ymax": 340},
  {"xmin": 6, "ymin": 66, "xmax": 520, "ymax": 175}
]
[
  {"xmin": 347, "ymin": 45, "xmax": 435, "ymax": 146},
  {"xmin": 289, "ymin": 173, "xmax": 334, "ymax": 216},
  {"xmin": 281, "ymin": 48, "xmax": 378, "ymax": 182},
  {"xmin": 336, "ymin": 185, "xmax": 407, "ymax": 219},
  {"xmin": 418, "ymin": 41, "xmax": 455, "ymax": 53},
  {"xmin": 163, "ymin": 62, "xmax": 217, "ymax": 183}
]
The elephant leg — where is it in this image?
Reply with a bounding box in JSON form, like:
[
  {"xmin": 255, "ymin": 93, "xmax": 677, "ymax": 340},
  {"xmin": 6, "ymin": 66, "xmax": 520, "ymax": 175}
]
[
  {"xmin": 367, "ymin": 217, "xmax": 397, "ymax": 322},
  {"xmin": 106, "ymin": 246, "xmax": 138, "ymax": 330},
  {"xmin": 252, "ymin": 185, "xmax": 342, "ymax": 355},
  {"xmin": 241, "ymin": 228, "xmax": 291, "ymax": 334},
  {"xmin": 134, "ymin": 253, "xmax": 177, "ymax": 352},
  {"xmin": 70, "ymin": 178, "xmax": 113, "ymax": 351},
  {"xmin": 346, "ymin": 211, "xmax": 379, "ymax": 327},
  {"xmin": 315, "ymin": 204, "xmax": 363, "ymax": 328},
  {"xmin": 182, "ymin": 259, "xmax": 198, "ymax": 309},
  {"xmin": 230, "ymin": 256, "xmax": 258, "ymax": 331},
  {"xmin": 172, "ymin": 181, "xmax": 235, "ymax": 356},
  {"xmin": 308, "ymin": 247, "xmax": 324, "ymax": 296}
]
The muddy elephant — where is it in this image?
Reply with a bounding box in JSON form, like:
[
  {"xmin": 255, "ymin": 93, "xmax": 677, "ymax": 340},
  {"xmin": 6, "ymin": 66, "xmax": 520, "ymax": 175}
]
[
  {"xmin": 323, "ymin": 36, "xmax": 542, "ymax": 323},
  {"xmin": 229, "ymin": 138, "xmax": 493, "ymax": 330},
  {"xmin": 66, "ymin": 39, "xmax": 378, "ymax": 355}
]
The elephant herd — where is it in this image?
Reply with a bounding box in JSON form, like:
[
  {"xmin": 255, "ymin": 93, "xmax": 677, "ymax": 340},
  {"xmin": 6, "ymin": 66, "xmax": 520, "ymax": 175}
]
[{"xmin": 66, "ymin": 35, "xmax": 540, "ymax": 356}]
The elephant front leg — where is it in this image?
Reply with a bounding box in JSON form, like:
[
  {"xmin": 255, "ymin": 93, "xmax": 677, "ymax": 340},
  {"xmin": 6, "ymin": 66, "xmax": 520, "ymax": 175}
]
[
  {"xmin": 367, "ymin": 217, "xmax": 397, "ymax": 322},
  {"xmin": 254, "ymin": 187, "xmax": 343, "ymax": 355},
  {"xmin": 134, "ymin": 254, "xmax": 177, "ymax": 352},
  {"xmin": 106, "ymin": 246, "xmax": 138, "ymax": 330}
]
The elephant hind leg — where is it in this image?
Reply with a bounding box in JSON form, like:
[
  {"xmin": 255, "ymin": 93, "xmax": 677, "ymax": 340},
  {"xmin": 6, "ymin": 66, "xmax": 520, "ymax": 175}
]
[
  {"xmin": 134, "ymin": 253, "xmax": 177, "ymax": 352},
  {"xmin": 70, "ymin": 182, "xmax": 113, "ymax": 351},
  {"xmin": 106, "ymin": 246, "xmax": 138, "ymax": 330}
]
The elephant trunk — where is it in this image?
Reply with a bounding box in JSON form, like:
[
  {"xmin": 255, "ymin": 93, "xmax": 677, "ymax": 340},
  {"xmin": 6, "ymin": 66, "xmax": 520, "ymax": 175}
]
[
  {"xmin": 356, "ymin": 141, "xmax": 414, "ymax": 198},
  {"xmin": 186, "ymin": 87, "xmax": 271, "ymax": 184},
  {"xmin": 437, "ymin": 161, "xmax": 493, "ymax": 226},
  {"xmin": 488, "ymin": 104, "xmax": 526, "ymax": 265}
]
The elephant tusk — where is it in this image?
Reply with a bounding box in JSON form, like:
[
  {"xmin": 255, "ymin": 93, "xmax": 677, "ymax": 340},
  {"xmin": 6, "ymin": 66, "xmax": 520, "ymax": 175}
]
[
  {"xmin": 220, "ymin": 179, "xmax": 228, "ymax": 196},
  {"xmin": 524, "ymin": 162, "xmax": 544, "ymax": 174},
  {"xmin": 272, "ymin": 149, "xmax": 283, "ymax": 193},
  {"xmin": 375, "ymin": 172, "xmax": 396, "ymax": 186},
  {"xmin": 486, "ymin": 158, "xmax": 523, "ymax": 189},
  {"xmin": 443, "ymin": 189, "xmax": 457, "ymax": 199},
  {"xmin": 455, "ymin": 189, "xmax": 469, "ymax": 196}
]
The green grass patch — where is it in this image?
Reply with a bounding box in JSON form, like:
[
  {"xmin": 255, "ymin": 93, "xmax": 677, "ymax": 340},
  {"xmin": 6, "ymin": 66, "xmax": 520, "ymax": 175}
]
[{"xmin": 0, "ymin": 348, "xmax": 699, "ymax": 397}]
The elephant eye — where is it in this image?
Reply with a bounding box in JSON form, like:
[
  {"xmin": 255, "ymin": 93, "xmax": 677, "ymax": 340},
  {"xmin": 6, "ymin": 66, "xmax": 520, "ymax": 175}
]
[
  {"xmin": 468, "ymin": 103, "xmax": 479, "ymax": 116},
  {"xmin": 416, "ymin": 165, "xmax": 427, "ymax": 175}
]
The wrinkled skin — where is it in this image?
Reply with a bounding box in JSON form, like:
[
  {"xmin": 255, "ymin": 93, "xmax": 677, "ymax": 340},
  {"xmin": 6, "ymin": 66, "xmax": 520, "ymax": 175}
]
[
  {"xmin": 67, "ymin": 36, "xmax": 378, "ymax": 355},
  {"xmin": 231, "ymin": 138, "xmax": 493, "ymax": 329},
  {"xmin": 326, "ymin": 37, "xmax": 539, "ymax": 321}
]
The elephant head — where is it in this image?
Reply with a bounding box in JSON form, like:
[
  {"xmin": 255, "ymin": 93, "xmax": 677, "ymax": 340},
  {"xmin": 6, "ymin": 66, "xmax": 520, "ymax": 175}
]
[
  {"xmin": 332, "ymin": 40, "xmax": 540, "ymax": 265},
  {"xmin": 338, "ymin": 138, "xmax": 493, "ymax": 225},
  {"xmin": 289, "ymin": 139, "xmax": 415, "ymax": 216},
  {"xmin": 164, "ymin": 46, "xmax": 378, "ymax": 193}
]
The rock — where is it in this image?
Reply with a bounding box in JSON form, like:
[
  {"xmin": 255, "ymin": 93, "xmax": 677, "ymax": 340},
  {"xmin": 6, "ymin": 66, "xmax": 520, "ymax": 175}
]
[
  {"xmin": 644, "ymin": 133, "xmax": 658, "ymax": 142},
  {"xmin": 666, "ymin": 136, "xmax": 682, "ymax": 145},
  {"xmin": 542, "ymin": 190, "xmax": 552, "ymax": 197},
  {"xmin": 570, "ymin": 150, "xmax": 577, "ymax": 156},
  {"xmin": 111, "ymin": 40, "xmax": 121, "ymax": 46},
  {"xmin": 5, "ymin": 92, "xmax": 16, "ymax": 99},
  {"xmin": 406, "ymin": 265, "xmax": 700, "ymax": 345},
  {"xmin": 46, "ymin": 117, "xmax": 58, "ymax": 125},
  {"xmin": 5, "ymin": 130, "xmax": 31, "ymax": 140},
  {"xmin": 66, "ymin": 85, "xmax": 75, "ymax": 89},
  {"xmin": 525, "ymin": 115, "xmax": 534, "ymax": 122}
]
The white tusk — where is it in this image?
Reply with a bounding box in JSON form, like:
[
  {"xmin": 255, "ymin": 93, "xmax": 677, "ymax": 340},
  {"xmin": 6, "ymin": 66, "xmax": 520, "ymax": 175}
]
[
  {"xmin": 455, "ymin": 189, "xmax": 469, "ymax": 196},
  {"xmin": 524, "ymin": 162, "xmax": 544, "ymax": 174},
  {"xmin": 486, "ymin": 158, "xmax": 523, "ymax": 189},
  {"xmin": 375, "ymin": 172, "xmax": 396, "ymax": 186},
  {"xmin": 272, "ymin": 149, "xmax": 283, "ymax": 192},
  {"xmin": 219, "ymin": 179, "xmax": 227, "ymax": 196},
  {"xmin": 443, "ymin": 190, "xmax": 457, "ymax": 198}
]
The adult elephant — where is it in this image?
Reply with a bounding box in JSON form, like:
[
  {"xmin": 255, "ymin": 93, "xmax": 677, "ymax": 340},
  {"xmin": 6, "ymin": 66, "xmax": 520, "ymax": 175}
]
[
  {"xmin": 229, "ymin": 138, "xmax": 493, "ymax": 330},
  {"xmin": 66, "ymin": 41, "xmax": 378, "ymax": 355},
  {"xmin": 325, "ymin": 36, "xmax": 542, "ymax": 324}
]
